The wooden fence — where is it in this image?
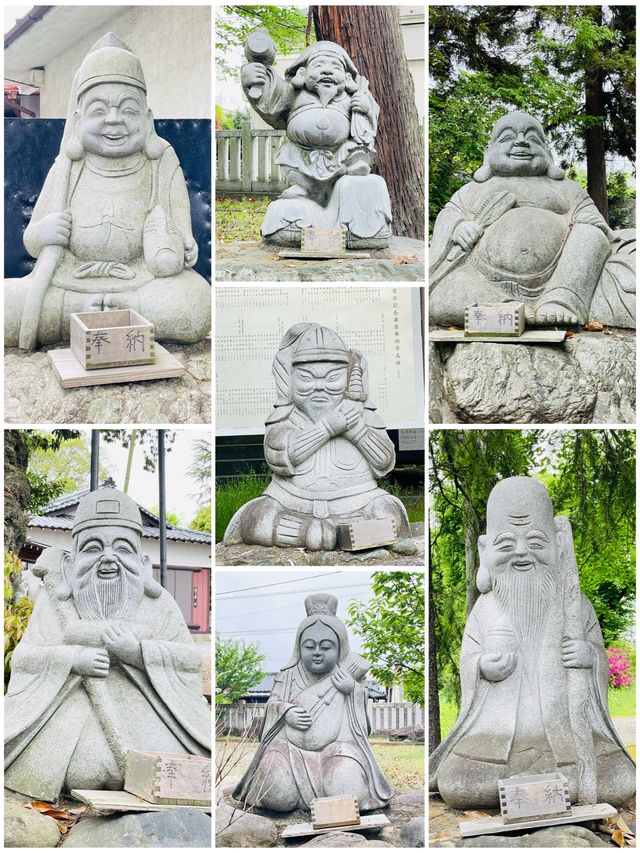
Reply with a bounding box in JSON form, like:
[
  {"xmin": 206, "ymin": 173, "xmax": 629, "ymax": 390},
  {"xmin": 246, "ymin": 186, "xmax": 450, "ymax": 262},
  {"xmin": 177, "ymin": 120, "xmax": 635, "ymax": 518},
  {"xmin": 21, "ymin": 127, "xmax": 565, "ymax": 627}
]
[
  {"xmin": 216, "ymin": 123, "xmax": 286, "ymax": 196},
  {"xmin": 218, "ymin": 701, "xmax": 425, "ymax": 736}
]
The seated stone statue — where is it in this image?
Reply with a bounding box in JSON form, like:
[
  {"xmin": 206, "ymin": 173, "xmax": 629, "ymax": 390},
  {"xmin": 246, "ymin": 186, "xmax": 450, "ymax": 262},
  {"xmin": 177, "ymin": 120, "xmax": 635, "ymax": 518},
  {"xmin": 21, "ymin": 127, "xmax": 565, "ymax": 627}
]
[
  {"xmin": 4, "ymin": 485, "xmax": 211, "ymax": 802},
  {"xmin": 429, "ymin": 477, "xmax": 635, "ymax": 810},
  {"xmin": 224, "ymin": 322, "xmax": 410, "ymax": 550},
  {"xmin": 241, "ymin": 33, "xmax": 392, "ymax": 248},
  {"xmin": 430, "ymin": 112, "xmax": 635, "ymax": 328},
  {"xmin": 233, "ymin": 593, "xmax": 393, "ymax": 811},
  {"xmin": 5, "ymin": 33, "xmax": 211, "ymax": 349}
]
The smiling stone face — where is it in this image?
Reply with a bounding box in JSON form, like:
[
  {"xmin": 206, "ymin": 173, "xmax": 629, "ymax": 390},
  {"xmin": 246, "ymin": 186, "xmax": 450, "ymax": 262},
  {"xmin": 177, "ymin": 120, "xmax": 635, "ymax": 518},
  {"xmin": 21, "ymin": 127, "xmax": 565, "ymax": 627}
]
[
  {"xmin": 77, "ymin": 82, "xmax": 147, "ymax": 158},
  {"xmin": 487, "ymin": 112, "xmax": 549, "ymax": 177},
  {"xmin": 304, "ymin": 53, "xmax": 347, "ymax": 94},
  {"xmin": 300, "ymin": 622, "xmax": 340, "ymax": 676}
]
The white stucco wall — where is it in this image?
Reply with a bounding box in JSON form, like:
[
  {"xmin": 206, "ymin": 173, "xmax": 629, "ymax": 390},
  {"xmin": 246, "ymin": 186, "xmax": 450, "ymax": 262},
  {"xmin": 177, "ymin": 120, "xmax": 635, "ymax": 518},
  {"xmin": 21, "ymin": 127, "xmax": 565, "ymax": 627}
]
[{"xmin": 37, "ymin": 6, "xmax": 211, "ymax": 118}]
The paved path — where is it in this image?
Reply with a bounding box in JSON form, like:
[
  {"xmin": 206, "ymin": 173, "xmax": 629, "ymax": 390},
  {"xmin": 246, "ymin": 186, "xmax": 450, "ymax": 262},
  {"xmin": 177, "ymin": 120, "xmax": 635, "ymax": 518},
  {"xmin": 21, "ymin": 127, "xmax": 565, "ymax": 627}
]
[{"xmin": 613, "ymin": 715, "xmax": 635, "ymax": 748}]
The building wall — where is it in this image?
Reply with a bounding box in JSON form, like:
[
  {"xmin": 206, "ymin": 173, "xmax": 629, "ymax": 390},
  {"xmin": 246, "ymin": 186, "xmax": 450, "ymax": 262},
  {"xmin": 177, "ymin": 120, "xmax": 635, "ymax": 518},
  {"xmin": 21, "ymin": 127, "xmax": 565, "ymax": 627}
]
[{"xmin": 39, "ymin": 6, "xmax": 211, "ymax": 118}]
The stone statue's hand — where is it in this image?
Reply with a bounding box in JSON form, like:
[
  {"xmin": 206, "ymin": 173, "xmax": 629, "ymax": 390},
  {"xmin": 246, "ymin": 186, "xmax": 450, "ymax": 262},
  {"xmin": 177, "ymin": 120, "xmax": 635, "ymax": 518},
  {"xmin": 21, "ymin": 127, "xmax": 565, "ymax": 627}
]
[
  {"xmin": 350, "ymin": 92, "xmax": 370, "ymax": 115},
  {"xmin": 561, "ymin": 637, "xmax": 594, "ymax": 668},
  {"xmin": 241, "ymin": 63, "xmax": 268, "ymax": 91},
  {"xmin": 285, "ymin": 707, "xmax": 313, "ymax": 731},
  {"xmin": 452, "ymin": 220, "xmax": 483, "ymax": 253},
  {"xmin": 479, "ymin": 652, "xmax": 517, "ymax": 682},
  {"xmin": 337, "ymin": 399, "xmax": 364, "ymax": 429},
  {"xmin": 32, "ymin": 210, "xmax": 72, "ymax": 248},
  {"xmin": 323, "ymin": 407, "xmax": 349, "ymax": 437},
  {"xmin": 184, "ymin": 238, "xmax": 198, "ymax": 268},
  {"xmin": 331, "ymin": 668, "xmax": 356, "ymax": 695},
  {"xmin": 73, "ymin": 647, "xmax": 110, "ymax": 678},
  {"xmin": 103, "ymin": 625, "xmax": 143, "ymax": 668}
]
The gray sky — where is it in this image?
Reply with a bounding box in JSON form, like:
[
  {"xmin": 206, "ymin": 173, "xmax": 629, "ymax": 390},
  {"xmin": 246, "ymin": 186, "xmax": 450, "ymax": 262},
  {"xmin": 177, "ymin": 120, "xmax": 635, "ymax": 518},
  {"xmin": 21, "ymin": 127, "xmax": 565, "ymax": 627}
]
[{"xmin": 215, "ymin": 570, "xmax": 376, "ymax": 670}]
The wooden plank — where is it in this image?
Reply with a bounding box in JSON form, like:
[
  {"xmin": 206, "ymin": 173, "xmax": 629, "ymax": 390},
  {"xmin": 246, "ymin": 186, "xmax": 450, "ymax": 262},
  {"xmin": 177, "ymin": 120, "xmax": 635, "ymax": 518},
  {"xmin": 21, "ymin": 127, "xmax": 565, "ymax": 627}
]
[
  {"xmin": 48, "ymin": 344, "xmax": 185, "ymax": 388},
  {"xmin": 278, "ymin": 251, "xmax": 371, "ymax": 260},
  {"xmin": 70, "ymin": 789, "xmax": 211, "ymax": 813},
  {"xmin": 281, "ymin": 814, "xmax": 390, "ymax": 839},
  {"xmin": 311, "ymin": 797, "xmax": 359, "ymax": 829},
  {"xmin": 459, "ymin": 803, "xmax": 617, "ymax": 838},
  {"xmin": 125, "ymin": 750, "xmax": 211, "ymax": 806},
  {"xmin": 430, "ymin": 329, "xmax": 567, "ymax": 344},
  {"xmin": 336, "ymin": 518, "xmax": 397, "ymax": 551}
]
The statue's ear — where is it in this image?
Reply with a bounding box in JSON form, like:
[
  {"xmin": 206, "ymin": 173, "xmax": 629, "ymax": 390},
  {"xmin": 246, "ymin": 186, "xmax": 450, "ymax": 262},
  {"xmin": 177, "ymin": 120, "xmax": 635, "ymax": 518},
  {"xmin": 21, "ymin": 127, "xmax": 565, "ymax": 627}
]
[
  {"xmin": 142, "ymin": 554, "xmax": 162, "ymax": 598},
  {"xmin": 57, "ymin": 553, "xmax": 74, "ymax": 600},
  {"xmin": 65, "ymin": 110, "xmax": 85, "ymax": 161},
  {"xmin": 476, "ymin": 535, "xmax": 491, "ymax": 593},
  {"xmin": 546, "ymin": 157, "xmax": 565, "ymax": 181},
  {"xmin": 290, "ymin": 68, "xmax": 306, "ymax": 89},
  {"xmin": 554, "ymin": 517, "xmax": 567, "ymax": 557},
  {"xmin": 473, "ymin": 149, "xmax": 492, "ymax": 183},
  {"xmin": 345, "ymin": 75, "xmax": 358, "ymax": 95},
  {"xmin": 144, "ymin": 109, "xmax": 165, "ymax": 160}
]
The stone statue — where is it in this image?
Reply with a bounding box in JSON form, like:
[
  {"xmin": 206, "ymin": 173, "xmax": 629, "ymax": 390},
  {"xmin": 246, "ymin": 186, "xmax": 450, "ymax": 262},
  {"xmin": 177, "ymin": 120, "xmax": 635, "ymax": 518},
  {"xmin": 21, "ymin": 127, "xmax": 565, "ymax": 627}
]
[
  {"xmin": 241, "ymin": 31, "xmax": 392, "ymax": 248},
  {"xmin": 429, "ymin": 477, "xmax": 635, "ymax": 810},
  {"xmin": 224, "ymin": 322, "xmax": 410, "ymax": 550},
  {"xmin": 4, "ymin": 486, "xmax": 211, "ymax": 802},
  {"xmin": 233, "ymin": 593, "xmax": 393, "ymax": 811},
  {"xmin": 5, "ymin": 33, "xmax": 211, "ymax": 349},
  {"xmin": 430, "ymin": 112, "xmax": 635, "ymax": 329}
]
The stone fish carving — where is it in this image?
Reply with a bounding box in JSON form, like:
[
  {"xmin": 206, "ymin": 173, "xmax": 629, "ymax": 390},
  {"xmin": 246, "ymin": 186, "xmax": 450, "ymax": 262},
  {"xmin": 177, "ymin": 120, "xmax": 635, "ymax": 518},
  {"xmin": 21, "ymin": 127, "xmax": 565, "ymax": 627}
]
[
  {"xmin": 233, "ymin": 593, "xmax": 394, "ymax": 811},
  {"xmin": 223, "ymin": 322, "xmax": 410, "ymax": 550},
  {"xmin": 241, "ymin": 31, "xmax": 392, "ymax": 249},
  {"xmin": 5, "ymin": 33, "xmax": 211, "ymax": 349},
  {"xmin": 4, "ymin": 486, "xmax": 211, "ymax": 802},
  {"xmin": 430, "ymin": 112, "xmax": 635, "ymax": 329},
  {"xmin": 429, "ymin": 477, "xmax": 635, "ymax": 810}
]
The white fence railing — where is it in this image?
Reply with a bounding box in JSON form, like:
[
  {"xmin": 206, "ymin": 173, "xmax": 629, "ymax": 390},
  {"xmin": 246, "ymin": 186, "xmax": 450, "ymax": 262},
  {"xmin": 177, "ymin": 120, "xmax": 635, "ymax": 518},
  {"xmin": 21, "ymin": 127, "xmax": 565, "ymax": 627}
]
[
  {"xmin": 216, "ymin": 123, "xmax": 286, "ymax": 196},
  {"xmin": 218, "ymin": 700, "xmax": 425, "ymax": 735}
]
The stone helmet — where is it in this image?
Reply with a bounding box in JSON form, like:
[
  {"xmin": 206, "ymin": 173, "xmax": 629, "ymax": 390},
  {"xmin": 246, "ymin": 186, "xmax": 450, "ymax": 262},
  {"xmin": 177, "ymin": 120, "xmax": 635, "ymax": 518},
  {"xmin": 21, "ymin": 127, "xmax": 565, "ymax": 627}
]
[
  {"xmin": 285, "ymin": 41, "xmax": 358, "ymax": 81},
  {"xmin": 73, "ymin": 485, "xmax": 143, "ymax": 537},
  {"xmin": 76, "ymin": 32, "xmax": 146, "ymax": 99},
  {"xmin": 290, "ymin": 324, "xmax": 351, "ymax": 366}
]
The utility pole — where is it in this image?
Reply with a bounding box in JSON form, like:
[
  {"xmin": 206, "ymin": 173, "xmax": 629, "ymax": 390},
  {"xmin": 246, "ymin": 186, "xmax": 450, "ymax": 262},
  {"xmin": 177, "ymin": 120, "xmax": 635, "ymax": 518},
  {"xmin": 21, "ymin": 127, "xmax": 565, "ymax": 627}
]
[
  {"xmin": 158, "ymin": 430, "xmax": 167, "ymax": 589},
  {"xmin": 90, "ymin": 430, "xmax": 99, "ymax": 491}
]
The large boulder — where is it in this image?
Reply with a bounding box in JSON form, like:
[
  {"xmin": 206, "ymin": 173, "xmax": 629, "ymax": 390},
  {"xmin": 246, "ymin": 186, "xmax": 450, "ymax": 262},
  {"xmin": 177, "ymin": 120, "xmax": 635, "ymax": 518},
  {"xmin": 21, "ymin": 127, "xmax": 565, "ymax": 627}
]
[
  {"xmin": 430, "ymin": 332, "xmax": 635, "ymax": 424},
  {"xmin": 401, "ymin": 816, "xmax": 425, "ymax": 848},
  {"xmin": 298, "ymin": 832, "xmax": 393, "ymax": 847},
  {"xmin": 216, "ymin": 803, "xmax": 277, "ymax": 848},
  {"xmin": 216, "ymin": 537, "xmax": 424, "ymax": 567},
  {"xmin": 432, "ymin": 824, "xmax": 608, "ymax": 848},
  {"xmin": 5, "ymin": 802, "xmax": 61, "ymax": 848},
  {"xmin": 60, "ymin": 809, "xmax": 211, "ymax": 848}
]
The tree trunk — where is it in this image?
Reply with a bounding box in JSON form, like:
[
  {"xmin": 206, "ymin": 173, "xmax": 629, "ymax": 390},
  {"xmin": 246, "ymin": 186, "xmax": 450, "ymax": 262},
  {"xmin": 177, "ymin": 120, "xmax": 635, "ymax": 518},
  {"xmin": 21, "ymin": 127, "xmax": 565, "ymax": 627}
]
[
  {"xmin": 428, "ymin": 557, "xmax": 441, "ymax": 754},
  {"xmin": 584, "ymin": 9, "xmax": 608, "ymax": 222},
  {"xmin": 311, "ymin": 5, "xmax": 425, "ymax": 239},
  {"xmin": 464, "ymin": 507, "xmax": 480, "ymax": 616},
  {"xmin": 4, "ymin": 430, "xmax": 31, "ymax": 556}
]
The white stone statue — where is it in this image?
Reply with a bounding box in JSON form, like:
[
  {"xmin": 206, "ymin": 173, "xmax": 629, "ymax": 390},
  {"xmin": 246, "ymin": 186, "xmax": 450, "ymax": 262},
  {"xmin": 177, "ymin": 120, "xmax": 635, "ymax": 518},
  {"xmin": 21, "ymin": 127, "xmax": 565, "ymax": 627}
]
[
  {"xmin": 233, "ymin": 593, "xmax": 393, "ymax": 811},
  {"xmin": 5, "ymin": 33, "xmax": 211, "ymax": 349},
  {"xmin": 430, "ymin": 112, "xmax": 635, "ymax": 329},
  {"xmin": 241, "ymin": 32, "xmax": 392, "ymax": 248},
  {"xmin": 429, "ymin": 477, "xmax": 635, "ymax": 809},
  {"xmin": 4, "ymin": 486, "xmax": 211, "ymax": 802},
  {"xmin": 224, "ymin": 323, "xmax": 410, "ymax": 550}
]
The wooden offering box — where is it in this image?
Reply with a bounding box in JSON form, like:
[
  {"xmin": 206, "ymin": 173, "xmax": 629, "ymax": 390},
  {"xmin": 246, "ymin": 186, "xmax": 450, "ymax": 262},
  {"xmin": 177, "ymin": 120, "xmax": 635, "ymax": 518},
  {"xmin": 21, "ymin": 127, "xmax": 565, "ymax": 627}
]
[
  {"xmin": 499, "ymin": 772, "xmax": 570, "ymax": 823},
  {"xmin": 124, "ymin": 750, "xmax": 211, "ymax": 807},
  {"xmin": 70, "ymin": 310, "xmax": 155, "ymax": 370}
]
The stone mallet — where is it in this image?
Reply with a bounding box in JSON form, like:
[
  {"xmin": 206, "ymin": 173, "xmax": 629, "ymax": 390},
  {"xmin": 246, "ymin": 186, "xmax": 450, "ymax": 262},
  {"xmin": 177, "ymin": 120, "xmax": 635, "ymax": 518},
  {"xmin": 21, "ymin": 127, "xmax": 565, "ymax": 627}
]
[{"xmin": 244, "ymin": 29, "xmax": 277, "ymax": 99}]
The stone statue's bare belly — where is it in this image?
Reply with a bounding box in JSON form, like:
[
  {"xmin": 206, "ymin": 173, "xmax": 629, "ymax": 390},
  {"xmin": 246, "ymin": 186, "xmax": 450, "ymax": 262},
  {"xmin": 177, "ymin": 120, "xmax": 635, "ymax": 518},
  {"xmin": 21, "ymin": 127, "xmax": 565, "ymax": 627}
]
[{"xmin": 287, "ymin": 109, "xmax": 350, "ymax": 148}]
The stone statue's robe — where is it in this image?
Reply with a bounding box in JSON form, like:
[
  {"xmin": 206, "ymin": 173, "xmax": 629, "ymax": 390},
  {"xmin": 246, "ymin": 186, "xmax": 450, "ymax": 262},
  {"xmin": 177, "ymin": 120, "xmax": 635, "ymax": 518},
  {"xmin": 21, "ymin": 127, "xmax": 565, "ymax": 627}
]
[
  {"xmin": 430, "ymin": 175, "xmax": 635, "ymax": 329},
  {"xmin": 5, "ymin": 586, "xmax": 211, "ymax": 802},
  {"xmin": 429, "ymin": 588, "xmax": 635, "ymax": 808},
  {"xmin": 233, "ymin": 659, "xmax": 393, "ymax": 810}
]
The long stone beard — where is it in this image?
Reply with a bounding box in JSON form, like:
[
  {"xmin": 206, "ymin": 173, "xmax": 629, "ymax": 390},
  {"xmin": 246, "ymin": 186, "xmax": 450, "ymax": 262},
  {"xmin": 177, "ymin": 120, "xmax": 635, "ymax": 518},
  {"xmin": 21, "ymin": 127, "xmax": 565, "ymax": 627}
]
[
  {"xmin": 493, "ymin": 567, "xmax": 556, "ymax": 663},
  {"xmin": 74, "ymin": 564, "xmax": 143, "ymax": 620},
  {"xmin": 314, "ymin": 82, "xmax": 341, "ymax": 108}
]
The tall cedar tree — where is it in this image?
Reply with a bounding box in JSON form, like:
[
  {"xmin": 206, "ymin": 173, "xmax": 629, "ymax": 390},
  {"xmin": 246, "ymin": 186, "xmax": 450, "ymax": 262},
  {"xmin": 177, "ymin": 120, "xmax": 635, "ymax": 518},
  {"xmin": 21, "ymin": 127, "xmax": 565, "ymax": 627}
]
[{"xmin": 312, "ymin": 6, "xmax": 425, "ymax": 239}]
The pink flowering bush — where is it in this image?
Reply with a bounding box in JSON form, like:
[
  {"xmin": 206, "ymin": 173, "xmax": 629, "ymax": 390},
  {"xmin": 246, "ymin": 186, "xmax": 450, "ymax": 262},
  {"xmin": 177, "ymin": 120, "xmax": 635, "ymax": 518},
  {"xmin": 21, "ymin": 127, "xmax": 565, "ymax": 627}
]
[{"xmin": 607, "ymin": 647, "xmax": 634, "ymax": 688}]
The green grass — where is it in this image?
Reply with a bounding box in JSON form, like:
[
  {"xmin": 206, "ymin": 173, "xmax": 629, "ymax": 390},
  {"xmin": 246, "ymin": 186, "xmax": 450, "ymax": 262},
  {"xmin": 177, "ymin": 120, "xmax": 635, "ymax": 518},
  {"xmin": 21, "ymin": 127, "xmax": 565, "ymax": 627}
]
[
  {"xmin": 215, "ymin": 476, "xmax": 270, "ymax": 543},
  {"xmin": 216, "ymin": 196, "xmax": 269, "ymax": 243},
  {"xmin": 384, "ymin": 481, "xmax": 425, "ymax": 524}
]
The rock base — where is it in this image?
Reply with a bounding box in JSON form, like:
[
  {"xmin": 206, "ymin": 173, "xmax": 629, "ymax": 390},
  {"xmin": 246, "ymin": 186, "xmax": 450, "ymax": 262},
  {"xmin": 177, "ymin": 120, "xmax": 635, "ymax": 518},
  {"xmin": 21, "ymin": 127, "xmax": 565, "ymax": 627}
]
[
  {"xmin": 430, "ymin": 330, "xmax": 635, "ymax": 424},
  {"xmin": 216, "ymin": 537, "xmax": 424, "ymax": 566},
  {"xmin": 5, "ymin": 340, "xmax": 211, "ymax": 424},
  {"xmin": 216, "ymin": 238, "xmax": 424, "ymax": 282}
]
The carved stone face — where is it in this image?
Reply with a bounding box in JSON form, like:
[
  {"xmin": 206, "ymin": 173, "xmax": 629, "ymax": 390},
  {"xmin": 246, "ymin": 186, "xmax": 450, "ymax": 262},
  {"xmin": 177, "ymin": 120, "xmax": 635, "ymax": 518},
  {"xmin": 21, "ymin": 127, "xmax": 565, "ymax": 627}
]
[
  {"xmin": 300, "ymin": 622, "xmax": 340, "ymax": 675},
  {"xmin": 77, "ymin": 83, "xmax": 147, "ymax": 158},
  {"xmin": 304, "ymin": 54, "xmax": 347, "ymax": 98},
  {"xmin": 292, "ymin": 361, "xmax": 348, "ymax": 420},
  {"xmin": 69, "ymin": 525, "xmax": 146, "ymax": 619},
  {"xmin": 487, "ymin": 114, "xmax": 549, "ymax": 177}
]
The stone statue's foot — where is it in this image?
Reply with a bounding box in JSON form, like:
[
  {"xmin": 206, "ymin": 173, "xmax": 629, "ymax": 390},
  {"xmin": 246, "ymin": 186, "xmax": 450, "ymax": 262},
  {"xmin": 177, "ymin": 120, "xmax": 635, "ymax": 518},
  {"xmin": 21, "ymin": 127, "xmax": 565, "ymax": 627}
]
[
  {"xmin": 305, "ymin": 518, "xmax": 337, "ymax": 551},
  {"xmin": 347, "ymin": 225, "xmax": 392, "ymax": 250},
  {"xmin": 535, "ymin": 302, "xmax": 581, "ymax": 326},
  {"xmin": 281, "ymin": 185, "xmax": 309, "ymax": 199}
]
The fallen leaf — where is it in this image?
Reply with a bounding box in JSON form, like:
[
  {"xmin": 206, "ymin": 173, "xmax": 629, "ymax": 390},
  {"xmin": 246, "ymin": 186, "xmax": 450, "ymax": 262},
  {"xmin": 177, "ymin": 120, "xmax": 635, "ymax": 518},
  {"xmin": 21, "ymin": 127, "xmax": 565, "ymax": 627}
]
[
  {"xmin": 28, "ymin": 802, "xmax": 70, "ymax": 820},
  {"xmin": 69, "ymin": 807, "xmax": 87, "ymax": 815},
  {"xmin": 392, "ymin": 254, "xmax": 418, "ymax": 265},
  {"xmin": 584, "ymin": 321, "xmax": 604, "ymax": 331},
  {"xmin": 612, "ymin": 828, "xmax": 626, "ymax": 847},
  {"xmin": 58, "ymin": 825, "xmax": 69, "ymax": 835},
  {"xmin": 463, "ymin": 810, "xmax": 490, "ymax": 819},
  {"xmin": 617, "ymin": 816, "xmax": 633, "ymax": 835},
  {"xmin": 565, "ymin": 330, "xmax": 574, "ymax": 338},
  {"xmin": 29, "ymin": 801, "xmax": 56, "ymax": 812}
]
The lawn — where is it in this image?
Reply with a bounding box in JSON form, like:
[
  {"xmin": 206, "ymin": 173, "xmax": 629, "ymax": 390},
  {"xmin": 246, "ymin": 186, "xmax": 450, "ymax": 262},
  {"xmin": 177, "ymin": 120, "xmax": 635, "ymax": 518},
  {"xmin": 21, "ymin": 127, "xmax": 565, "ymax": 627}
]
[
  {"xmin": 217, "ymin": 736, "xmax": 424, "ymax": 793},
  {"xmin": 216, "ymin": 196, "xmax": 269, "ymax": 243}
]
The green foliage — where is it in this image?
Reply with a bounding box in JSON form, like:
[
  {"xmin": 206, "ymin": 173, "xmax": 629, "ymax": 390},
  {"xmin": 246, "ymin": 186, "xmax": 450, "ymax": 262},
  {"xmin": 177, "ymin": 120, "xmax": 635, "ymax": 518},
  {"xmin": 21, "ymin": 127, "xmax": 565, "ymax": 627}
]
[
  {"xmin": 27, "ymin": 436, "xmax": 108, "ymax": 512},
  {"xmin": 347, "ymin": 572, "xmax": 425, "ymax": 706},
  {"xmin": 608, "ymin": 686, "xmax": 636, "ymax": 718},
  {"xmin": 150, "ymin": 505, "xmax": 182, "ymax": 527},
  {"xmin": 101, "ymin": 430, "xmax": 175, "ymax": 472},
  {"xmin": 380, "ymin": 480, "xmax": 425, "ymax": 524},
  {"xmin": 4, "ymin": 552, "xmax": 34, "ymax": 691},
  {"xmin": 187, "ymin": 438, "xmax": 212, "ymax": 505},
  {"xmin": 190, "ymin": 505, "xmax": 212, "ymax": 533},
  {"xmin": 215, "ymin": 634, "xmax": 266, "ymax": 704},
  {"xmin": 216, "ymin": 196, "xmax": 270, "ymax": 243},
  {"xmin": 215, "ymin": 475, "xmax": 270, "ymax": 542},
  {"xmin": 216, "ymin": 5, "xmax": 310, "ymax": 79},
  {"xmin": 215, "ymin": 104, "xmax": 235, "ymax": 129}
]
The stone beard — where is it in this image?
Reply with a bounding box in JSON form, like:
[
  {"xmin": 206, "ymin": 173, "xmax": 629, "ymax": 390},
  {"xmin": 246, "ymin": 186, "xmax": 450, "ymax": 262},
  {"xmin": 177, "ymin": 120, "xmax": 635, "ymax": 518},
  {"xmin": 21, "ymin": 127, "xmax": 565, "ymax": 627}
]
[
  {"xmin": 71, "ymin": 551, "xmax": 144, "ymax": 621},
  {"xmin": 493, "ymin": 564, "xmax": 556, "ymax": 661}
]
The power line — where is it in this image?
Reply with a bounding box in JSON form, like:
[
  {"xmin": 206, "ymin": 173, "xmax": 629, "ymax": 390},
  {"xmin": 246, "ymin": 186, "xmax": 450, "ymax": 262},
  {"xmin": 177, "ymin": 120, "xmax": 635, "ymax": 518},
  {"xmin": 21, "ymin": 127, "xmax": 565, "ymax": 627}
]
[
  {"xmin": 216, "ymin": 572, "xmax": 342, "ymax": 597},
  {"xmin": 217, "ymin": 582, "xmax": 372, "ymax": 602}
]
